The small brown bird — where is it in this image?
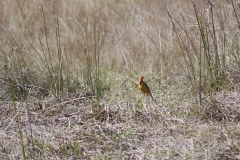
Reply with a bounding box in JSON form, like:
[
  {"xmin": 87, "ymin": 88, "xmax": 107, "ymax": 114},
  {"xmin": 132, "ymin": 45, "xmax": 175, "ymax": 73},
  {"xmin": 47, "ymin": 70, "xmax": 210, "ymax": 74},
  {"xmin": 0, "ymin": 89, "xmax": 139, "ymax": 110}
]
[{"xmin": 138, "ymin": 76, "xmax": 153, "ymax": 100}]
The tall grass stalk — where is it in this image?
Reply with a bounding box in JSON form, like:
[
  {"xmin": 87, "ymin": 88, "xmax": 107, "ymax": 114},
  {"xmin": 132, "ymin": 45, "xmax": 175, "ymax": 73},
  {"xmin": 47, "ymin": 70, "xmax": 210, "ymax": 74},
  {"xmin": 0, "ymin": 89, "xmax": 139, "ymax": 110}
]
[
  {"xmin": 78, "ymin": 15, "xmax": 93, "ymax": 91},
  {"xmin": 230, "ymin": 0, "xmax": 240, "ymax": 69},
  {"xmin": 13, "ymin": 102, "xmax": 26, "ymax": 160},
  {"xmin": 94, "ymin": 18, "xmax": 101, "ymax": 101},
  {"xmin": 77, "ymin": 17, "xmax": 102, "ymax": 102},
  {"xmin": 193, "ymin": 1, "xmax": 227, "ymax": 99},
  {"xmin": 231, "ymin": 0, "xmax": 240, "ymax": 30},
  {"xmin": 55, "ymin": 14, "xmax": 64, "ymax": 95},
  {"xmin": 166, "ymin": 8, "xmax": 198, "ymax": 103},
  {"xmin": 166, "ymin": 1, "xmax": 229, "ymax": 104},
  {"xmin": 39, "ymin": 3, "xmax": 55, "ymax": 94},
  {"xmin": 4, "ymin": 28, "xmax": 34, "ymax": 158}
]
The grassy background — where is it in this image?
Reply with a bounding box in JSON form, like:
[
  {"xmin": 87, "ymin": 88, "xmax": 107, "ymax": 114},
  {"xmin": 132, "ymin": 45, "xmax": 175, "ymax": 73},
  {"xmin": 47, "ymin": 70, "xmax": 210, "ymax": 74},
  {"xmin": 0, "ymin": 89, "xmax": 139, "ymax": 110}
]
[{"xmin": 0, "ymin": 0, "xmax": 240, "ymax": 159}]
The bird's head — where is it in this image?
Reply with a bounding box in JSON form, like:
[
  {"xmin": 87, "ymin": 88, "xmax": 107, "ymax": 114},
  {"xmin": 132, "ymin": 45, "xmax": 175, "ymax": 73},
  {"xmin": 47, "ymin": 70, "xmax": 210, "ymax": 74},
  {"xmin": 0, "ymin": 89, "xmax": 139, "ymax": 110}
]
[{"xmin": 140, "ymin": 76, "xmax": 144, "ymax": 82}]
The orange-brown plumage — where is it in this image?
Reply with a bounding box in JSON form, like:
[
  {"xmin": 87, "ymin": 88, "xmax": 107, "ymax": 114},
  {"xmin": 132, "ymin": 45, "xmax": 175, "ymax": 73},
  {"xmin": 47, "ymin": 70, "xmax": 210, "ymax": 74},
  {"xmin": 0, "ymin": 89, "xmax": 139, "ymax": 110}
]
[{"xmin": 138, "ymin": 76, "xmax": 153, "ymax": 100}]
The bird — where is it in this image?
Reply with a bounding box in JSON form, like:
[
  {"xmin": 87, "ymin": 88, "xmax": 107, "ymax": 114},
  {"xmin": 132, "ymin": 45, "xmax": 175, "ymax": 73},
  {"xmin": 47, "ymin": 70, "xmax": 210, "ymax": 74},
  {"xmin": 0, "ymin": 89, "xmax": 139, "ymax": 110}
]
[{"xmin": 138, "ymin": 76, "xmax": 153, "ymax": 100}]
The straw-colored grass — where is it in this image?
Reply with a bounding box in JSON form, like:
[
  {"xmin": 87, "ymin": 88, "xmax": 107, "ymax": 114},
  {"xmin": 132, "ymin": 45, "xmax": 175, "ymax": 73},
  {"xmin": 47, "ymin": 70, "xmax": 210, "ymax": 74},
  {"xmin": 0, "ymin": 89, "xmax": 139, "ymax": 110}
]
[{"xmin": 0, "ymin": 0, "xmax": 240, "ymax": 159}]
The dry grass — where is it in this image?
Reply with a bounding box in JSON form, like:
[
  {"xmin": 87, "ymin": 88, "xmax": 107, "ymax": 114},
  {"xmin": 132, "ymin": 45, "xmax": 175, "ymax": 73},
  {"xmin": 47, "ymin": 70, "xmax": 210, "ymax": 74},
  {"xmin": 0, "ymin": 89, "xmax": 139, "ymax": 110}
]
[{"xmin": 0, "ymin": 0, "xmax": 240, "ymax": 159}]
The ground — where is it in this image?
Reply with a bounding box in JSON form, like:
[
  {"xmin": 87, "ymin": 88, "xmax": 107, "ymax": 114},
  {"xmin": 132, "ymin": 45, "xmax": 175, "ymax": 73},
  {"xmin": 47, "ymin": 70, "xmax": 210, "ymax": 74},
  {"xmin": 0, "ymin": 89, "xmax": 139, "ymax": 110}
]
[{"xmin": 0, "ymin": 0, "xmax": 240, "ymax": 159}]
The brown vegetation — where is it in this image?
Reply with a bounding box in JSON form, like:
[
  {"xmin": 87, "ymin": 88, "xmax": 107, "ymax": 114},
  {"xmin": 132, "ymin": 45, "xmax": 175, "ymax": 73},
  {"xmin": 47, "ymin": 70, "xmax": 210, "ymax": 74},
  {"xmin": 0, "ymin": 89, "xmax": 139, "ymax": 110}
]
[{"xmin": 0, "ymin": 0, "xmax": 240, "ymax": 159}]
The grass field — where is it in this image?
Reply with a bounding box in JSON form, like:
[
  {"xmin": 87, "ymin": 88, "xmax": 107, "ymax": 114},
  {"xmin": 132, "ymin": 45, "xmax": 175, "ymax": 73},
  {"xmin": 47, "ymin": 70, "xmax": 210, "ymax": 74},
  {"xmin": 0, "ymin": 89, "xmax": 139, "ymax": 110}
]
[{"xmin": 0, "ymin": 0, "xmax": 240, "ymax": 159}]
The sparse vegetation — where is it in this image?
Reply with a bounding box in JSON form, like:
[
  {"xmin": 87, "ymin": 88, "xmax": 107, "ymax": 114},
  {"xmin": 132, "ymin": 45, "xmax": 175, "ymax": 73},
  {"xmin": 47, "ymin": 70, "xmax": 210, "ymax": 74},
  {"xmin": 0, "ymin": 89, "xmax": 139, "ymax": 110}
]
[{"xmin": 0, "ymin": 0, "xmax": 240, "ymax": 159}]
